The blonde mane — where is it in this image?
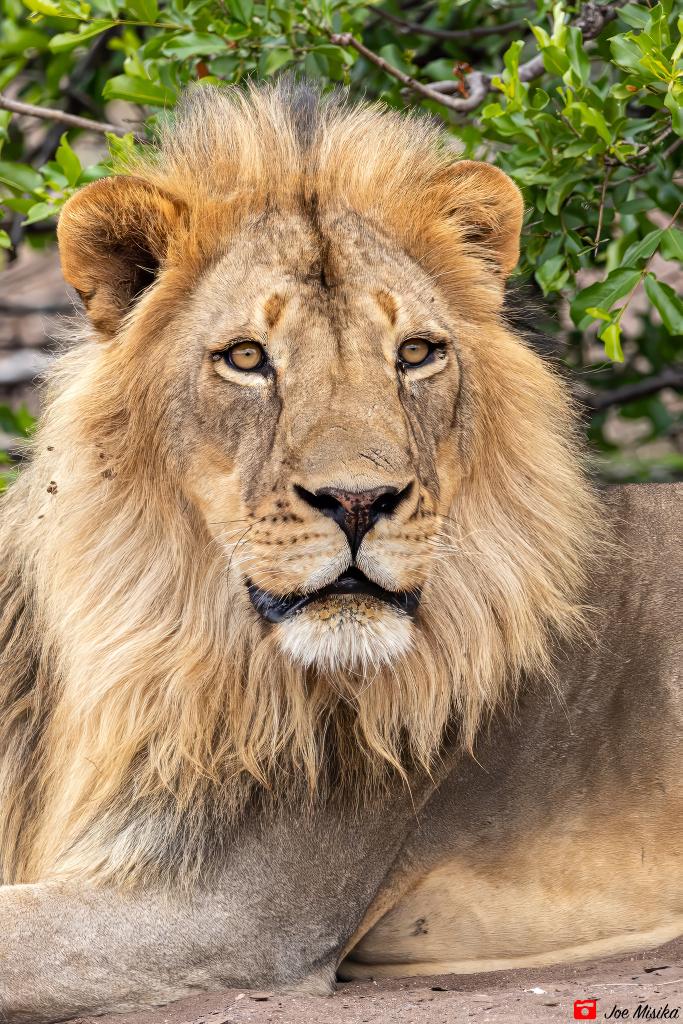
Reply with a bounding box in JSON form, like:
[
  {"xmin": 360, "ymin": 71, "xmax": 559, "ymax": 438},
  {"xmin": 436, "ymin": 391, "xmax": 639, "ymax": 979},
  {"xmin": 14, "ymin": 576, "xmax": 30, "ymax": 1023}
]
[{"xmin": 0, "ymin": 81, "xmax": 599, "ymax": 889}]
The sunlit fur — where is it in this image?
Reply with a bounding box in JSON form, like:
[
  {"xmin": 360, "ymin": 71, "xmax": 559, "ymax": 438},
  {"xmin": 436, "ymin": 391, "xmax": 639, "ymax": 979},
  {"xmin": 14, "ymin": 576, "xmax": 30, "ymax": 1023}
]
[{"xmin": 0, "ymin": 81, "xmax": 599, "ymax": 889}]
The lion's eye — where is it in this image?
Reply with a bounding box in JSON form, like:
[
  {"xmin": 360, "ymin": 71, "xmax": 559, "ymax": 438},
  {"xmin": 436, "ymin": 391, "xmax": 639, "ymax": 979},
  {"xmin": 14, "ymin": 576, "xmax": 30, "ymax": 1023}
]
[
  {"xmin": 398, "ymin": 338, "xmax": 433, "ymax": 368},
  {"xmin": 220, "ymin": 340, "xmax": 267, "ymax": 372}
]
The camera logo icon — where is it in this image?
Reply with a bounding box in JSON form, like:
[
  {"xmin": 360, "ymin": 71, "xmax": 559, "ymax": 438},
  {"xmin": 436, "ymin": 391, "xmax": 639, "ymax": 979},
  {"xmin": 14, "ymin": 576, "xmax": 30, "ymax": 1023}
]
[{"xmin": 574, "ymin": 999, "xmax": 598, "ymax": 1019}]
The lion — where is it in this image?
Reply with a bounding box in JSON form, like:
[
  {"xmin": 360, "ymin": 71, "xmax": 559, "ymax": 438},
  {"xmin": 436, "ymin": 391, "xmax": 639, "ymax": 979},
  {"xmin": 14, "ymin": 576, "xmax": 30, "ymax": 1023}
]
[{"xmin": 0, "ymin": 80, "xmax": 680, "ymax": 1024}]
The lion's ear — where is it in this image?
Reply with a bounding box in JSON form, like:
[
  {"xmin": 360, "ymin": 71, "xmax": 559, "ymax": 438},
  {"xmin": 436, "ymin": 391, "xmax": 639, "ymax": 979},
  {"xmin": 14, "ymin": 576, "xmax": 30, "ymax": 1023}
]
[
  {"xmin": 57, "ymin": 175, "xmax": 187, "ymax": 338},
  {"xmin": 444, "ymin": 161, "xmax": 524, "ymax": 278}
]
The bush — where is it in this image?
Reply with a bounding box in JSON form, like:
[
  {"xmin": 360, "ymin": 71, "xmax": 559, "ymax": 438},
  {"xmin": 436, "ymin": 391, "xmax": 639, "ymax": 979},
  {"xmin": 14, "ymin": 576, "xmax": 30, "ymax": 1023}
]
[{"xmin": 1, "ymin": 0, "xmax": 682, "ymax": 480}]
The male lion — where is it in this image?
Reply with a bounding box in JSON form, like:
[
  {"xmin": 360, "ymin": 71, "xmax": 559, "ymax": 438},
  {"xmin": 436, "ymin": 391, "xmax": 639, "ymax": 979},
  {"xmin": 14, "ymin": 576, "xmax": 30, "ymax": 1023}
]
[{"xmin": 0, "ymin": 81, "xmax": 681, "ymax": 1023}]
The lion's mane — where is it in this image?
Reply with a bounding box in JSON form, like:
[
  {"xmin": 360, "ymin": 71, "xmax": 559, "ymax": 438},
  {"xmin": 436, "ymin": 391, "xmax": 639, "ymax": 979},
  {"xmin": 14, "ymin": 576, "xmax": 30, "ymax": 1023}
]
[{"xmin": 0, "ymin": 82, "xmax": 599, "ymax": 888}]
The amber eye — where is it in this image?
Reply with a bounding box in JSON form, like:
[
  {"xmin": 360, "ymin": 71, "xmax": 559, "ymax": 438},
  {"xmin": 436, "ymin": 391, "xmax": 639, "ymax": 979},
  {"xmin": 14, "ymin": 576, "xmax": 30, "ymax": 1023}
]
[
  {"xmin": 398, "ymin": 338, "xmax": 433, "ymax": 368},
  {"xmin": 222, "ymin": 339, "xmax": 267, "ymax": 372}
]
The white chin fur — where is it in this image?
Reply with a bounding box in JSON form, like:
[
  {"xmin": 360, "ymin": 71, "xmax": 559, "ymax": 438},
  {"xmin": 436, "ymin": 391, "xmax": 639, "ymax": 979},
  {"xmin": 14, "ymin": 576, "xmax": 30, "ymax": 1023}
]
[{"xmin": 275, "ymin": 600, "xmax": 414, "ymax": 673}]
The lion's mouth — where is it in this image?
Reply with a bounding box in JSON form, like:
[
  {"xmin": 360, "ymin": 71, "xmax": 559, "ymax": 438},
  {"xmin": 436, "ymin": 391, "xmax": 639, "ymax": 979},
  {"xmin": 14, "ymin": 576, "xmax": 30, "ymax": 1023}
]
[{"xmin": 246, "ymin": 567, "xmax": 420, "ymax": 624}]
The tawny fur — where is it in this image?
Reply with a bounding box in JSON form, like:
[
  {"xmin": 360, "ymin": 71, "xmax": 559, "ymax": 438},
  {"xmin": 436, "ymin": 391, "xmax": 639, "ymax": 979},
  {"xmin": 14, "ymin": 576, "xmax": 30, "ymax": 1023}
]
[{"xmin": 0, "ymin": 81, "xmax": 599, "ymax": 890}]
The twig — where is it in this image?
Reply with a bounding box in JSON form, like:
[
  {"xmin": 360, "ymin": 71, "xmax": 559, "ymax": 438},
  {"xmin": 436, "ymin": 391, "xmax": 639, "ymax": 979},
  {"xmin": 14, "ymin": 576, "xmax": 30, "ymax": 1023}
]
[
  {"xmin": 594, "ymin": 165, "xmax": 614, "ymax": 257},
  {"xmin": 373, "ymin": 9, "xmax": 524, "ymax": 42},
  {"xmin": 627, "ymin": 137, "xmax": 683, "ymax": 182},
  {"xmin": 615, "ymin": 200, "xmax": 682, "ymax": 327},
  {"xmin": 635, "ymin": 125, "xmax": 673, "ymax": 158},
  {"xmin": 0, "ymin": 302, "xmax": 72, "ymax": 315},
  {"xmin": 0, "ymin": 94, "xmax": 143, "ymax": 140},
  {"xmin": 583, "ymin": 365, "xmax": 683, "ymax": 411},
  {"xmin": 329, "ymin": 33, "xmax": 492, "ymax": 112}
]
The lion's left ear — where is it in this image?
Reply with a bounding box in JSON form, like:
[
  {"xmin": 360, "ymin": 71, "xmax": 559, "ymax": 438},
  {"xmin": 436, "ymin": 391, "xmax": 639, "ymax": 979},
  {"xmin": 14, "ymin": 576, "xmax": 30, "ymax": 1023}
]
[
  {"xmin": 57, "ymin": 175, "xmax": 188, "ymax": 338},
  {"xmin": 442, "ymin": 161, "xmax": 524, "ymax": 278}
]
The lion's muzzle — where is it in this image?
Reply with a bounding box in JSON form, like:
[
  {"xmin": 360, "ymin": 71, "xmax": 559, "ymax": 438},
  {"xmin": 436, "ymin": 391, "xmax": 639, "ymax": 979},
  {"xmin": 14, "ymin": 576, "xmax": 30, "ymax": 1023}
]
[{"xmin": 247, "ymin": 566, "xmax": 420, "ymax": 624}]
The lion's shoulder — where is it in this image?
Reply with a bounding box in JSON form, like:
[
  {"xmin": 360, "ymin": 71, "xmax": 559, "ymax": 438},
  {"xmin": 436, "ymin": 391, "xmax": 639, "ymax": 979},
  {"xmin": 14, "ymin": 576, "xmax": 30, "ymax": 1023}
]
[{"xmin": 601, "ymin": 481, "xmax": 682, "ymax": 580}]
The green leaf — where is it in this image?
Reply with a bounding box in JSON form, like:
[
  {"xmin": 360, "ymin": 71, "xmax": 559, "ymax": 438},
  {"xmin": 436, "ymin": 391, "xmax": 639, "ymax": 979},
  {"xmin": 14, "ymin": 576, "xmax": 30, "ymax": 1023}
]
[
  {"xmin": 0, "ymin": 228, "xmax": 11, "ymax": 249},
  {"xmin": 127, "ymin": 0, "xmax": 158, "ymax": 22},
  {"xmin": 619, "ymin": 5, "xmax": 652, "ymax": 29},
  {"xmin": 503, "ymin": 38, "xmax": 523, "ymax": 79},
  {"xmin": 0, "ymin": 23, "xmax": 49, "ymax": 54},
  {"xmin": 660, "ymin": 227, "xmax": 683, "ymax": 261},
  {"xmin": 2, "ymin": 197, "xmax": 33, "ymax": 214},
  {"xmin": 311, "ymin": 44, "xmax": 353, "ymax": 67},
  {"xmin": 609, "ymin": 34, "xmax": 644, "ymax": 75},
  {"xmin": 0, "ymin": 59, "xmax": 27, "ymax": 93},
  {"xmin": 103, "ymin": 74, "xmax": 177, "ymax": 107},
  {"xmin": 664, "ymin": 90, "xmax": 683, "ymax": 137},
  {"xmin": 622, "ymin": 229, "xmax": 663, "ymax": 266},
  {"xmin": 546, "ymin": 171, "xmax": 582, "ymax": 216},
  {"xmin": 106, "ymin": 131, "xmax": 138, "ymax": 166},
  {"xmin": 530, "ymin": 25, "xmax": 551, "ymax": 49},
  {"xmin": 162, "ymin": 32, "xmax": 232, "ymax": 58},
  {"xmin": 571, "ymin": 269, "xmax": 642, "ymax": 328},
  {"xmin": 598, "ymin": 320, "xmax": 624, "ymax": 362},
  {"xmin": 585, "ymin": 306, "xmax": 613, "ymax": 322},
  {"xmin": 538, "ymin": 42, "xmax": 569, "ymax": 76},
  {"xmin": 0, "ymin": 160, "xmax": 43, "ymax": 193},
  {"xmin": 55, "ymin": 133, "xmax": 81, "ymax": 186},
  {"xmin": 530, "ymin": 88, "xmax": 550, "ymax": 110},
  {"xmin": 23, "ymin": 200, "xmax": 58, "ymax": 225},
  {"xmin": 535, "ymin": 254, "xmax": 568, "ymax": 295},
  {"xmin": 0, "ymin": 403, "xmax": 35, "ymax": 435},
  {"xmin": 12, "ymin": 404, "xmax": 37, "ymax": 436},
  {"xmin": 644, "ymin": 275, "xmax": 683, "ymax": 334},
  {"xmin": 620, "ymin": 198, "xmax": 653, "ymax": 215},
  {"xmin": 262, "ymin": 46, "xmax": 294, "ymax": 76},
  {"xmin": 566, "ymin": 101, "xmax": 612, "ymax": 144},
  {"xmin": 565, "ymin": 27, "xmax": 589, "ymax": 87},
  {"xmin": 226, "ymin": 0, "xmax": 252, "ymax": 24},
  {"xmin": 21, "ymin": 0, "xmax": 71, "ymax": 16},
  {"xmin": 49, "ymin": 19, "xmax": 113, "ymax": 51}
]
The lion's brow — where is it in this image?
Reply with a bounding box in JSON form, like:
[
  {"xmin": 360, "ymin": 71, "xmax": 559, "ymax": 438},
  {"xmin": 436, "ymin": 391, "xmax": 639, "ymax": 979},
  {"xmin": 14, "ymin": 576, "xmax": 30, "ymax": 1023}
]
[{"xmin": 263, "ymin": 292, "xmax": 287, "ymax": 330}]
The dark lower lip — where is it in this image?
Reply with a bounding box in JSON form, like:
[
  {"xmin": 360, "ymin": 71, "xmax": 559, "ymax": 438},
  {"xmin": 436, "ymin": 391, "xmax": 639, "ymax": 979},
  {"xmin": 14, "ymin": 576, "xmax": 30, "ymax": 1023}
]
[{"xmin": 247, "ymin": 567, "xmax": 420, "ymax": 624}]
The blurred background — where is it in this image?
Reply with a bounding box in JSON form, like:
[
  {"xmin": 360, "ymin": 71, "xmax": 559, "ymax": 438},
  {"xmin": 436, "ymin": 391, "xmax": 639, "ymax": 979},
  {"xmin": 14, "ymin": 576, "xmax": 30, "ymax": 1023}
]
[{"xmin": 1, "ymin": 0, "xmax": 682, "ymax": 486}]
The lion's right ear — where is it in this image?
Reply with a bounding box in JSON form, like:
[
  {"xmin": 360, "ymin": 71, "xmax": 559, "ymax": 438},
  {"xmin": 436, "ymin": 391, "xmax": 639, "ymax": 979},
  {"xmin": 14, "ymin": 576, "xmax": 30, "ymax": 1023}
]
[{"xmin": 57, "ymin": 175, "xmax": 188, "ymax": 338}]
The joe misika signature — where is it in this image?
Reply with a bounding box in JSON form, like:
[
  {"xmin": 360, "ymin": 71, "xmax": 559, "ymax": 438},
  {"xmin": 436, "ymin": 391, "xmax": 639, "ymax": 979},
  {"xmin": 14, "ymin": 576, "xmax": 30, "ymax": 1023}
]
[{"xmin": 603, "ymin": 1005, "xmax": 680, "ymax": 1020}]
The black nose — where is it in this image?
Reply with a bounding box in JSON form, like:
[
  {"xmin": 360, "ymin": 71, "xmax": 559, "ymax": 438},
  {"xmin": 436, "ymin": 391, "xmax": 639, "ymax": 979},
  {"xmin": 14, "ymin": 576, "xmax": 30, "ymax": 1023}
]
[{"xmin": 294, "ymin": 482, "xmax": 412, "ymax": 556}]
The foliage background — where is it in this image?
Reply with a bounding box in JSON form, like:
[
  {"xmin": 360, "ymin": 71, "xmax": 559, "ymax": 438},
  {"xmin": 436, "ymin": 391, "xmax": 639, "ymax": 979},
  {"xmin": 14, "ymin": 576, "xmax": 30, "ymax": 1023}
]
[{"xmin": 0, "ymin": 0, "xmax": 682, "ymax": 489}]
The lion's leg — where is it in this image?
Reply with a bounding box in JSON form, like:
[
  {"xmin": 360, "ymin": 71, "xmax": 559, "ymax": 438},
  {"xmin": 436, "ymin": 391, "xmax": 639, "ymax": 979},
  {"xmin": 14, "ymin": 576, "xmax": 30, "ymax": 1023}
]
[{"xmin": 0, "ymin": 881, "xmax": 335, "ymax": 1024}]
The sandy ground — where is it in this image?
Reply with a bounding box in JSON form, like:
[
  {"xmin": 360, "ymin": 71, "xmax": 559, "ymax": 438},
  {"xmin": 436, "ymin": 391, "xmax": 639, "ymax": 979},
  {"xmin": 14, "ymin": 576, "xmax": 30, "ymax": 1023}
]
[{"xmin": 73, "ymin": 938, "xmax": 683, "ymax": 1024}]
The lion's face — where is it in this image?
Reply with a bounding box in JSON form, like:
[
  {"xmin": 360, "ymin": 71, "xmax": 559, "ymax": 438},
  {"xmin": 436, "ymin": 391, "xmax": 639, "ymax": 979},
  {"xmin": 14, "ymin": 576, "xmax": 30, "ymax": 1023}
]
[{"xmin": 178, "ymin": 208, "xmax": 461, "ymax": 671}]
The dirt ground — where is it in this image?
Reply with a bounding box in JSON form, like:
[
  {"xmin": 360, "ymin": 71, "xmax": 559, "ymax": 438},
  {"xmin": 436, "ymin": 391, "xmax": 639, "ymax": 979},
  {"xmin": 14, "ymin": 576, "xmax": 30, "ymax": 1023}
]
[{"xmin": 73, "ymin": 937, "xmax": 683, "ymax": 1024}]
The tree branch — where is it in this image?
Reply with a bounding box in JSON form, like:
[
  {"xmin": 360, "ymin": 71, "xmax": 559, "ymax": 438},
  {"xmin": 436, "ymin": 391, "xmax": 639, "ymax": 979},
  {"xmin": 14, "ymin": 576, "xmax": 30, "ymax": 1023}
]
[
  {"xmin": 583, "ymin": 365, "xmax": 683, "ymax": 412},
  {"xmin": 329, "ymin": 33, "xmax": 492, "ymax": 112},
  {"xmin": 0, "ymin": 95, "xmax": 143, "ymax": 140},
  {"xmin": 373, "ymin": 9, "xmax": 524, "ymax": 42},
  {"xmin": 0, "ymin": 302, "xmax": 72, "ymax": 315},
  {"xmin": 0, "ymin": 349, "xmax": 54, "ymax": 387}
]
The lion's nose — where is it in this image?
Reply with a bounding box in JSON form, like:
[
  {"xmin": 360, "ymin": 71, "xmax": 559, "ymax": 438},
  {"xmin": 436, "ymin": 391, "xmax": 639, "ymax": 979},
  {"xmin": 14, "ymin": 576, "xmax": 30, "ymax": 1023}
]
[{"xmin": 294, "ymin": 482, "xmax": 413, "ymax": 557}]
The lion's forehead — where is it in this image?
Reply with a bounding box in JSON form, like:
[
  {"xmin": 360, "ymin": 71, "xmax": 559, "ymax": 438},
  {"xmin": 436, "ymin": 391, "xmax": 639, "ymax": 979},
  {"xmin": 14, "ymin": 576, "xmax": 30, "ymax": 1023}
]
[{"xmin": 192, "ymin": 207, "xmax": 445, "ymax": 333}]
